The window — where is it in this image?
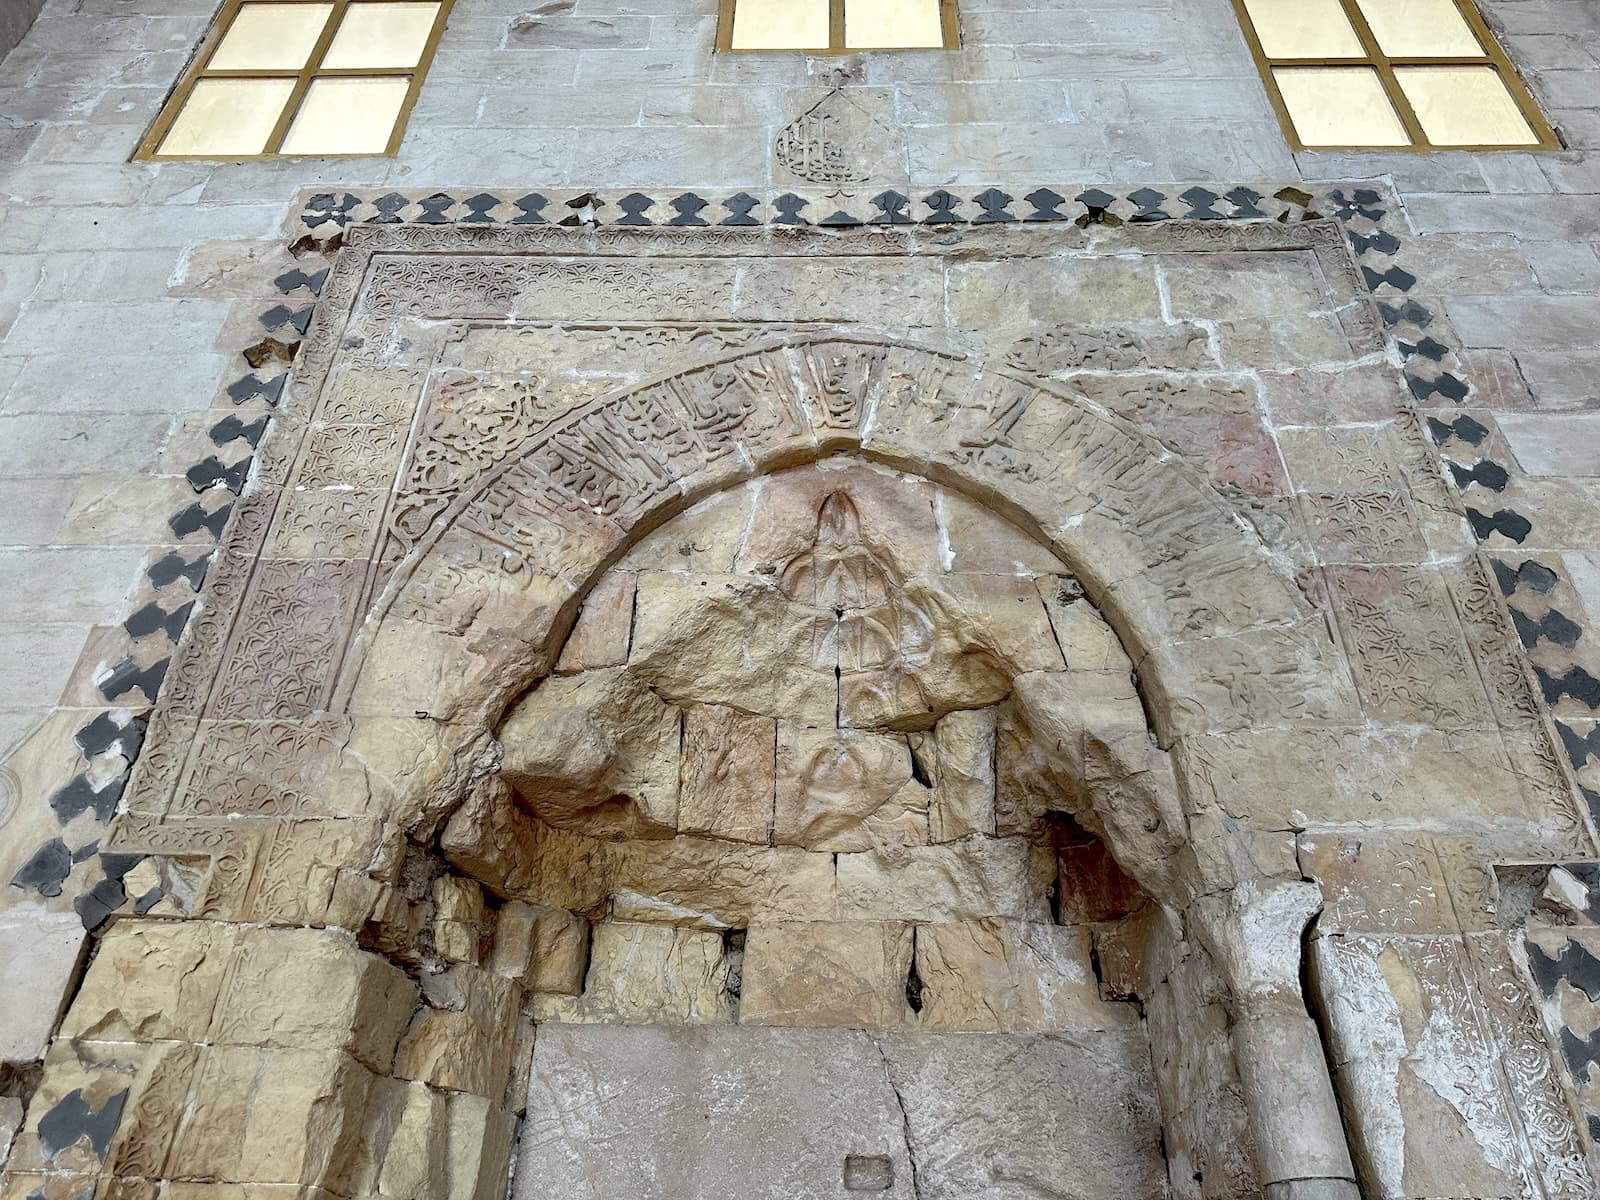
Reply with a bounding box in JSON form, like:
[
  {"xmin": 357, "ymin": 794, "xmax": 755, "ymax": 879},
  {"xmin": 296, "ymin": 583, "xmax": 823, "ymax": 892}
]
[
  {"xmin": 716, "ymin": 0, "xmax": 959, "ymax": 52},
  {"xmin": 138, "ymin": 0, "xmax": 453, "ymax": 160},
  {"xmin": 1231, "ymin": 0, "xmax": 1556, "ymax": 150}
]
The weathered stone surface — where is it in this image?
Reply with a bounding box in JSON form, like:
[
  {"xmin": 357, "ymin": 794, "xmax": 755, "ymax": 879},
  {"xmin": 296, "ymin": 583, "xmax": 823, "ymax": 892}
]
[
  {"xmin": 835, "ymin": 837, "xmax": 1053, "ymax": 923},
  {"xmin": 440, "ymin": 777, "xmax": 611, "ymax": 913},
  {"xmin": 914, "ymin": 920, "xmax": 1133, "ymax": 1032},
  {"xmin": 773, "ymin": 725, "xmax": 928, "ymax": 852},
  {"xmin": 60, "ymin": 920, "xmax": 231, "ymax": 1044},
  {"xmin": 531, "ymin": 922, "xmax": 734, "ymax": 1025},
  {"xmin": 875, "ymin": 1027, "xmax": 1168, "ymax": 1199},
  {"xmin": 678, "ymin": 704, "xmax": 775, "ymax": 845},
  {"xmin": 1311, "ymin": 933, "xmax": 1579, "ymax": 1200},
  {"xmin": 489, "ymin": 901, "xmax": 590, "ymax": 995},
  {"xmin": 838, "ymin": 574, "xmax": 1065, "ymax": 731},
  {"xmin": 433, "ymin": 875, "xmax": 486, "ymax": 965},
  {"xmin": 166, "ymin": 1045, "xmax": 375, "ymax": 1190},
  {"xmin": 446, "ymin": 1093, "xmax": 516, "ymax": 1200},
  {"xmin": 1036, "ymin": 575, "xmax": 1133, "ymax": 674},
  {"xmin": 0, "ymin": 1096, "xmax": 21, "ymax": 1169},
  {"xmin": 914, "ymin": 708, "xmax": 996, "ymax": 843},
  {"xmin": 0, "ymin": 911, "xmax": 86, "ymax": 1062},
  {"xmin": 1056, "ymin": 833, "xmax": 1147, "ymax": 924},
  {"xmin": 607, "ymin": 837, "xmax": 837, "ymax": 925},
  {"xmin": 514, "ymin": 1025, "xmax": 918, "ymax": 1200},
  {"xmin": 514, "ymin": 1023, "xmax": 1168, "ymax": 1200},
  {"xmin": 739, "ymin": 922, "xmax": 914, "ymax": 1028},
  {"xmin": 393, "ymin": 966, "xmax": 519, "ymax": 1098},
  {"xmin": 998, "ymin": 671, "xmax": 1188, "ymax": 902},
  {"xmin": 628, "ymin": 573, "xmax": 838, "ymax": 722},
  {"xmin": 737, "ymin": 462, "xmax": 943, "ymax": 581},
  {"xmin": 499, "ymin": 668, "xmax": 681, "ymax": 839},
  {"xmin": 554, "ymin": 570, "xmax": 637, "ymax": 674},
  {"xmin": 351, "ymin": 1078, "xmax": 448, "ymax": 1200},
  {"xmin": 19, "ymin": 215, "xmax": 1598, "ymax": 1200}
]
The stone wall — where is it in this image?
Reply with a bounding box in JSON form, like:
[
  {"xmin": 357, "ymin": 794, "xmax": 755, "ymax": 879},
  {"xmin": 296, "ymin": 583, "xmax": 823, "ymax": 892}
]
[
  {"xmin": 0, "ymin": 0, "xmax": 45, "ymax": 65},
  {"xmin": 0, "ymin": 216, "xmax": 1594, "ymax": 1197},
  {"xmin": 2, "ymin": 0, "xmax": 1600, "ymax": 1193}
]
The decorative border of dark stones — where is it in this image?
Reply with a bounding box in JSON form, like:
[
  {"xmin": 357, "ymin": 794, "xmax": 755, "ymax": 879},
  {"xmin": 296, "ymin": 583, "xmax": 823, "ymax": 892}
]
[
  {"xmin": 11, "ymin": 180, "xmax": 1599, "ymax": 932},
  {"xmin": 8, "ymin": 253, "xmax": 333, "ymax": 928}
]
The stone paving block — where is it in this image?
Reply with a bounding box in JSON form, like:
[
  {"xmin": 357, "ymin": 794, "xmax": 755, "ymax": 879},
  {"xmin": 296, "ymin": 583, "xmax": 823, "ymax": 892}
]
[
  {"xmin": 1500, "ymin": 413, "xmax": 1600, "ymax": 476},
  {"xmin": 0, "ymin": 909, "xmax": 85, "ymax": 1063}
]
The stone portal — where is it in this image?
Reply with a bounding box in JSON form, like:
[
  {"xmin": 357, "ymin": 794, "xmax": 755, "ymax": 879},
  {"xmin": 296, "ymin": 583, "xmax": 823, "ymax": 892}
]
[
  {"xmin": 480, "ymin": 460, "xmax": 1175, "ymax": 1196},
  {"xmin": 9, "ymin": 221, "xmax": 1597, "ymax": 1200}
]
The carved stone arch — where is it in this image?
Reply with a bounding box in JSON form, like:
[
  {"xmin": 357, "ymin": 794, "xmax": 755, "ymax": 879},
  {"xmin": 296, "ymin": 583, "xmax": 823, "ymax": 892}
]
[
  {"xmin": 327, "ymin": 333, "xmax": 1362, "ymax": 1199},
  {"xmin": 338, "ymin": 332, "xmax": 1353, "ymax": 784}
]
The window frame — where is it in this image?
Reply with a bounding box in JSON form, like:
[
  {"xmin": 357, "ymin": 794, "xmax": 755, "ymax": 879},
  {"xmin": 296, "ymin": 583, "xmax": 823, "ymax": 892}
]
[
  {"xmin": 136, "ymin": 0, "xmax": 456, "ymax": 161},
  {"xmin": 714, "ymin": 0, "xmax": 961, "ymax": 54},
  {"xmin": 1230, "ymin": 0, "xmax": 1558, "ymax": 152}
]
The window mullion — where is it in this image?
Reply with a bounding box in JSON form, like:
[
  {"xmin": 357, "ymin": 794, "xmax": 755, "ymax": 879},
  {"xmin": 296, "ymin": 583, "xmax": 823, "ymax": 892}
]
[
  {"xmin": 1449, "ymin": 0, "xmax": 1559, "ymax": 147},
  {"xmin": 1333, "ymin": 0, "xmax": 1430, "ymax": 146},
  {"xmin": 263, "ymin": 0, "xmax": 351, "ymax": 155}
]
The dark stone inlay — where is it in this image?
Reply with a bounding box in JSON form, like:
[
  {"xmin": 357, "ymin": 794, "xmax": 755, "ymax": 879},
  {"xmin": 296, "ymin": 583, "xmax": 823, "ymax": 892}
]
[
  {"xmin": 1362, "ymin": 264, "xmax": 1418, "ymax": 292},
  {"xmin": 416, "ymin": 193, "xmax": 457, "ymax": 224},
  {"xmin": 922, "ymin": 190, "xmax": 962, "ymax": 224},
  {"xmin": 97, "ymin": 656, "xmax": 168, "ymax": 703},
  {"xmin": 370, "ymin": 192, "xmax": 409, "ymax": 224},
  {"xmin": 1512, "ymin": 606, "xmax": 1584, "ymax": 650},
  {"xmin": 75, "ymin": 875, "xmax": 128, "ymax": 931},
  {"xmin": 1380, "ymin": 299, "xmax": 1434, "ymax": 328},
  {"xmin": 75, "ymin": 712, "xmax": 145, "ymax": 760},
  {"xmin": 668, "ymin": 194, "xmax": 710, "ymax": 227},
  {"xmin": 1538, "ymin": 666, "xmax": 1600, "ymax": 709},
  {"xmin": 274, "ymin": 267, "xmax": 328, "ymax": 295},
  {"xmin": 169, "ymin": 500, "xmax": 234, "ymax": 540},
  {"xmin": 1180, "ymin": 186, "xmax": 1224, "ymax": 220},
  {"xmin": 721, "ymin": 193, "xmax": 761, "ymax": 225},
  {"xmin": 124, "ymin": 600, "xmax": 194, "ymax": 642},
  {"xmin": 868, "ymin": 191, "xmax": 912, "ymax": 224},
  {"xmin": 50, "ymin": 774, "xmax": 123, "ymax": 824},
  {"xmin": 1558, "ymin": 720, "xmax": 1600, "ymax": 768},
  {"xmin": 37, "ymin": 1088, "xmax": 128, "ymax": 1162},
  {"xmin": 973, "ymin": 188, "xmax": 1015, "ymax": 223},
  {"xmin": 1350, "ymin": 229, "xmax": 1401, "ymax": 256},
  {"xmin": 1467, "ymin": 507, "xmax": 1533, "ymax": 543},
  {"xmin": 1447, "ymin": 458, "xmax": 1510, "ymax": 492},
  {"xmin": 1024, "ymin": 187, "xmax": 1069, "ymax": 221},
  {"xmin": 512, "ymin": 193, "xmax": 550, "ymax": 224},
  {"xmin": 226, "ymin": 373, "xmax": 287, "ymax": 406},
  {"xmin": 1224, "ymin": 186, "xmax": 1267, "ymax": 218},
  {"xmin": 1127, "ymin": 187, "xmax": 1170, "ymax": 222},
  {"xmin": 185, "ymin": 457, "xmax": 250, "ymax": 494},
  {"xmin": 462, "ymin": 192, "xmax": 500, "ymax": 223},
  {"xmin": 305, "ymin": 192, "xmax": 359, "ymax": 228},
  {"xmin": 1427, "ymin": 415, "xmax": 1490, "ymax": 447},
  {"xmin": 1407, "ymin": 372, "xmax": 1469, "ymax": 403},
  {"xmin": 11, "ymin": 837, "xmax": 73, "ymax": 896},
  {"xmin": 772, "ymin": 194, "xmax": 810, "ymax": 225},
  {"xmin": 147, "ymin": 550, "xmax": 211, "ymax": 591},
  {"xmin": 616, "ymin": 193, "xmax": 655, "ymax": 225},
  {"xmin": 210, "ymin": 414, "xmax": 270, "ymax": 448}
]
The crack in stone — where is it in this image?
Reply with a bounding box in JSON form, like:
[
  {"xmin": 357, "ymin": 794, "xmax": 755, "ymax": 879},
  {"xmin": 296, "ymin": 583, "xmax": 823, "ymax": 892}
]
[{"xmin": 873, "ymin": 1037, "xmax": 924, "ymax": 1200}]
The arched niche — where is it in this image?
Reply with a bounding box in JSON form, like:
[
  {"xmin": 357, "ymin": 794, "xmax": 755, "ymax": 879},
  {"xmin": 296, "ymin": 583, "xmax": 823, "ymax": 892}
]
[
  {"xmin": 436, "ymin": 456, "xmax": 1247, "ymax": 1199},
  {"xmin": 335, "ymin": 334, "xmax": 1357, "ymax": 859}
]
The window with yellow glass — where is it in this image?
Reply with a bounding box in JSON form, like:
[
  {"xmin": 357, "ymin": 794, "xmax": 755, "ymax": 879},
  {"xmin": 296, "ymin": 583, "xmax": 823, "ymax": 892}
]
[
  {"xmin": 1232, "ymin": 0, "xmax": 1556, "ymax": 150},
  {"xmin": 138, "ymin": 0, "xmax": 454, "ymax": 160},
  {"xmin": 717, "ymin": 0, "xmax": 959, "ymax": 53}
]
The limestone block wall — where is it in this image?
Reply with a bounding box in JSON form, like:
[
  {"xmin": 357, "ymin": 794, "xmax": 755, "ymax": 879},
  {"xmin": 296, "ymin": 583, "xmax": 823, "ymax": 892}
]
[
  {"xmin": 0, "ymin": 215, "xmax": 1589, "ymax": 1198},
  {"xmin": 0, "ymin": 0, "xmax": 1598, "ymax": 1191}
]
